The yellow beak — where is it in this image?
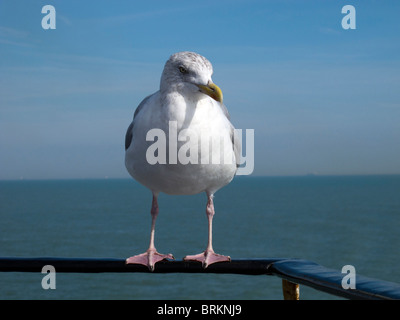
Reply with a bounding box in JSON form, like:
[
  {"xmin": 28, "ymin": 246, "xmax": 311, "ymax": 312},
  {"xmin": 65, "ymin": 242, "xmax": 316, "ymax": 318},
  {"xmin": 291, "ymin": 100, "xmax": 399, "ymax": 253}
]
[{"xmin": 196, "ymin": 82, "xmax": 223, "ymax": 103}]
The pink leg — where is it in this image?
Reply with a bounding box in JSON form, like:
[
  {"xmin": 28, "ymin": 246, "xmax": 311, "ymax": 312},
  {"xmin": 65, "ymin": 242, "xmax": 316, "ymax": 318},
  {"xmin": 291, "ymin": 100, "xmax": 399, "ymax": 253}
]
[
  {"xmin": 184, "ymin": 194, "xmax": 231, "ymax": 268},
  {"xmin": 126, "ymin": 194, "xmax": 174, "ymax": 271}
]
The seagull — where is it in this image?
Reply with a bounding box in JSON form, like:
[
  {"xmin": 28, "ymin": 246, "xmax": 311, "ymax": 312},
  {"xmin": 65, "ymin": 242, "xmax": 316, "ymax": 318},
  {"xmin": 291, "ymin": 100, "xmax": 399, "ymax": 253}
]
[{"xmin": 125, "ymin": 51, "xmax": 240, "ymax": 271}]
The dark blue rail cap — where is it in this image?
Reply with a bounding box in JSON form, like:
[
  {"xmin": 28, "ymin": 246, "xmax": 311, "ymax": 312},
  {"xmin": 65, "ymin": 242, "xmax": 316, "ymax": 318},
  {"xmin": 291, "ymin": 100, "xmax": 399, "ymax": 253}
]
[{"xmin": 269, "ymin": 259, "xmax": 400, "ymax": 300}]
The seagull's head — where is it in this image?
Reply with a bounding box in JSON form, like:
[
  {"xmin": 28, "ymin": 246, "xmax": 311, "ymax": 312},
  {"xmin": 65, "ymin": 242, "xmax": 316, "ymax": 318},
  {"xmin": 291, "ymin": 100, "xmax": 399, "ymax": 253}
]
[{"xmin": 160, "ymin": 51, "xmax": 223, "ymax": 103}]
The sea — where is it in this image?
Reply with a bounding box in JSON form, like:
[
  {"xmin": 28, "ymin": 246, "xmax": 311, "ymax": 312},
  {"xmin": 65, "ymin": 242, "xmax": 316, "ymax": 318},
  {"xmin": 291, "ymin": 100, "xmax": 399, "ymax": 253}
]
[{"xmin": 0, "ymin": 175, "xmax": 399, "ymax": 300}]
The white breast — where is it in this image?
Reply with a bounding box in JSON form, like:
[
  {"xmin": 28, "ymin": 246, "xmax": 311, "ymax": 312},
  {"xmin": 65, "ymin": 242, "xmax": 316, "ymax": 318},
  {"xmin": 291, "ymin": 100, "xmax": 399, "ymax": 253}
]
[{"xmin": 125, "ymin": 92, "xmax": 237, "ymax": 195}]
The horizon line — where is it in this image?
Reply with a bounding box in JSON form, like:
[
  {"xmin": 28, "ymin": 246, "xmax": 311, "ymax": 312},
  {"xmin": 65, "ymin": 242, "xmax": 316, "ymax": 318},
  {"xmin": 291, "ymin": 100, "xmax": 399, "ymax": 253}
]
[{"xmin": 1, "ymin": 173, "xmax": 400, "ymax": 182}]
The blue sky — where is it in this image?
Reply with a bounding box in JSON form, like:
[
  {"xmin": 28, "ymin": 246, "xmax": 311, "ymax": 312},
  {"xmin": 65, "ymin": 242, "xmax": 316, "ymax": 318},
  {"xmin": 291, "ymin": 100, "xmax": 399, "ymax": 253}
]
[{"xmin": 1, "ymin": 0, "xmax": 400, "ymax": 179}]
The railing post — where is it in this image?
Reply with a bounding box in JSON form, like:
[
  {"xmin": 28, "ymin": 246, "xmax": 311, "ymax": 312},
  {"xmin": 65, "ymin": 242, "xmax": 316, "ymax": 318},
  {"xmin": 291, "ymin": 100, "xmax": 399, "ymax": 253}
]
[{"xmin": 282, "ymin": 279, "xmax": 299, "ymax": 300}]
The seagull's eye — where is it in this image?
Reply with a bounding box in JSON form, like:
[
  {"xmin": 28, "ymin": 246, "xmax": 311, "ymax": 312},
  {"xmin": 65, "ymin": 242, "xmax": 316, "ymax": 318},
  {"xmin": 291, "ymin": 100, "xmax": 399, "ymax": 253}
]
[{"xmin": 179, "ymin": 66, "xmax": 188, "ymax": 74}]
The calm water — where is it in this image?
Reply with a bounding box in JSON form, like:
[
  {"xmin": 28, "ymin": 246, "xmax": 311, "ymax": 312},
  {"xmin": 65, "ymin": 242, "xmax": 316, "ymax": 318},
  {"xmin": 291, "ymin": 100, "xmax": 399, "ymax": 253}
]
[{"xmin": 0, "ymin": 175, "xmax": 399, "ymax": 300}]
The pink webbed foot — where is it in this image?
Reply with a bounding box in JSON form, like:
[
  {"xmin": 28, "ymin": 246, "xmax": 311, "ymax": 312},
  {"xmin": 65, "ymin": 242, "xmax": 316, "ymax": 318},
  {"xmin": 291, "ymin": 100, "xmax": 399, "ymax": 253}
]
[
  {"xmin": 126, "ymin": 249, "xmax": 174, "ymax": 271},
  {"xmin": 184, "ymin": 249, "xmax": 231, "ymax": 268}
]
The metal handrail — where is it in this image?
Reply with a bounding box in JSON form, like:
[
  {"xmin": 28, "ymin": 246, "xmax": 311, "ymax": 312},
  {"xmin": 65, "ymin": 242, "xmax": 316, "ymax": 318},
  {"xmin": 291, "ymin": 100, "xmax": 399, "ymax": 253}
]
[{"xmin": 1, "ymin": 257, "xmax": 399, "ymax": 300}]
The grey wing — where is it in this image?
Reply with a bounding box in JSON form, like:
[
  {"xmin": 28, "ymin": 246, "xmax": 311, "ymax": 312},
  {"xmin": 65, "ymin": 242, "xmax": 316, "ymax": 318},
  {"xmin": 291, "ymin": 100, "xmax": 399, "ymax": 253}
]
[
  {"xmin": 125, "ymin": 122, "xmax": 134, "ymax": 151},
  {"xmin": 220, "ymin": 103, "xmax": 241, "ymax": 169},
  {"xmin": 220, "ymin": 102, "xmax": 240, "ymax": 168},
  {"xmin": 231, "ymin": 125, "xmax": 242, "ymax": 169},
  {"xmin": 125, "ymin": 93, "xmax": 155, "ymax": 151},
  {"xmin": 219, "ymin": 102, "xmax": 231, "ymax": 120}
]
